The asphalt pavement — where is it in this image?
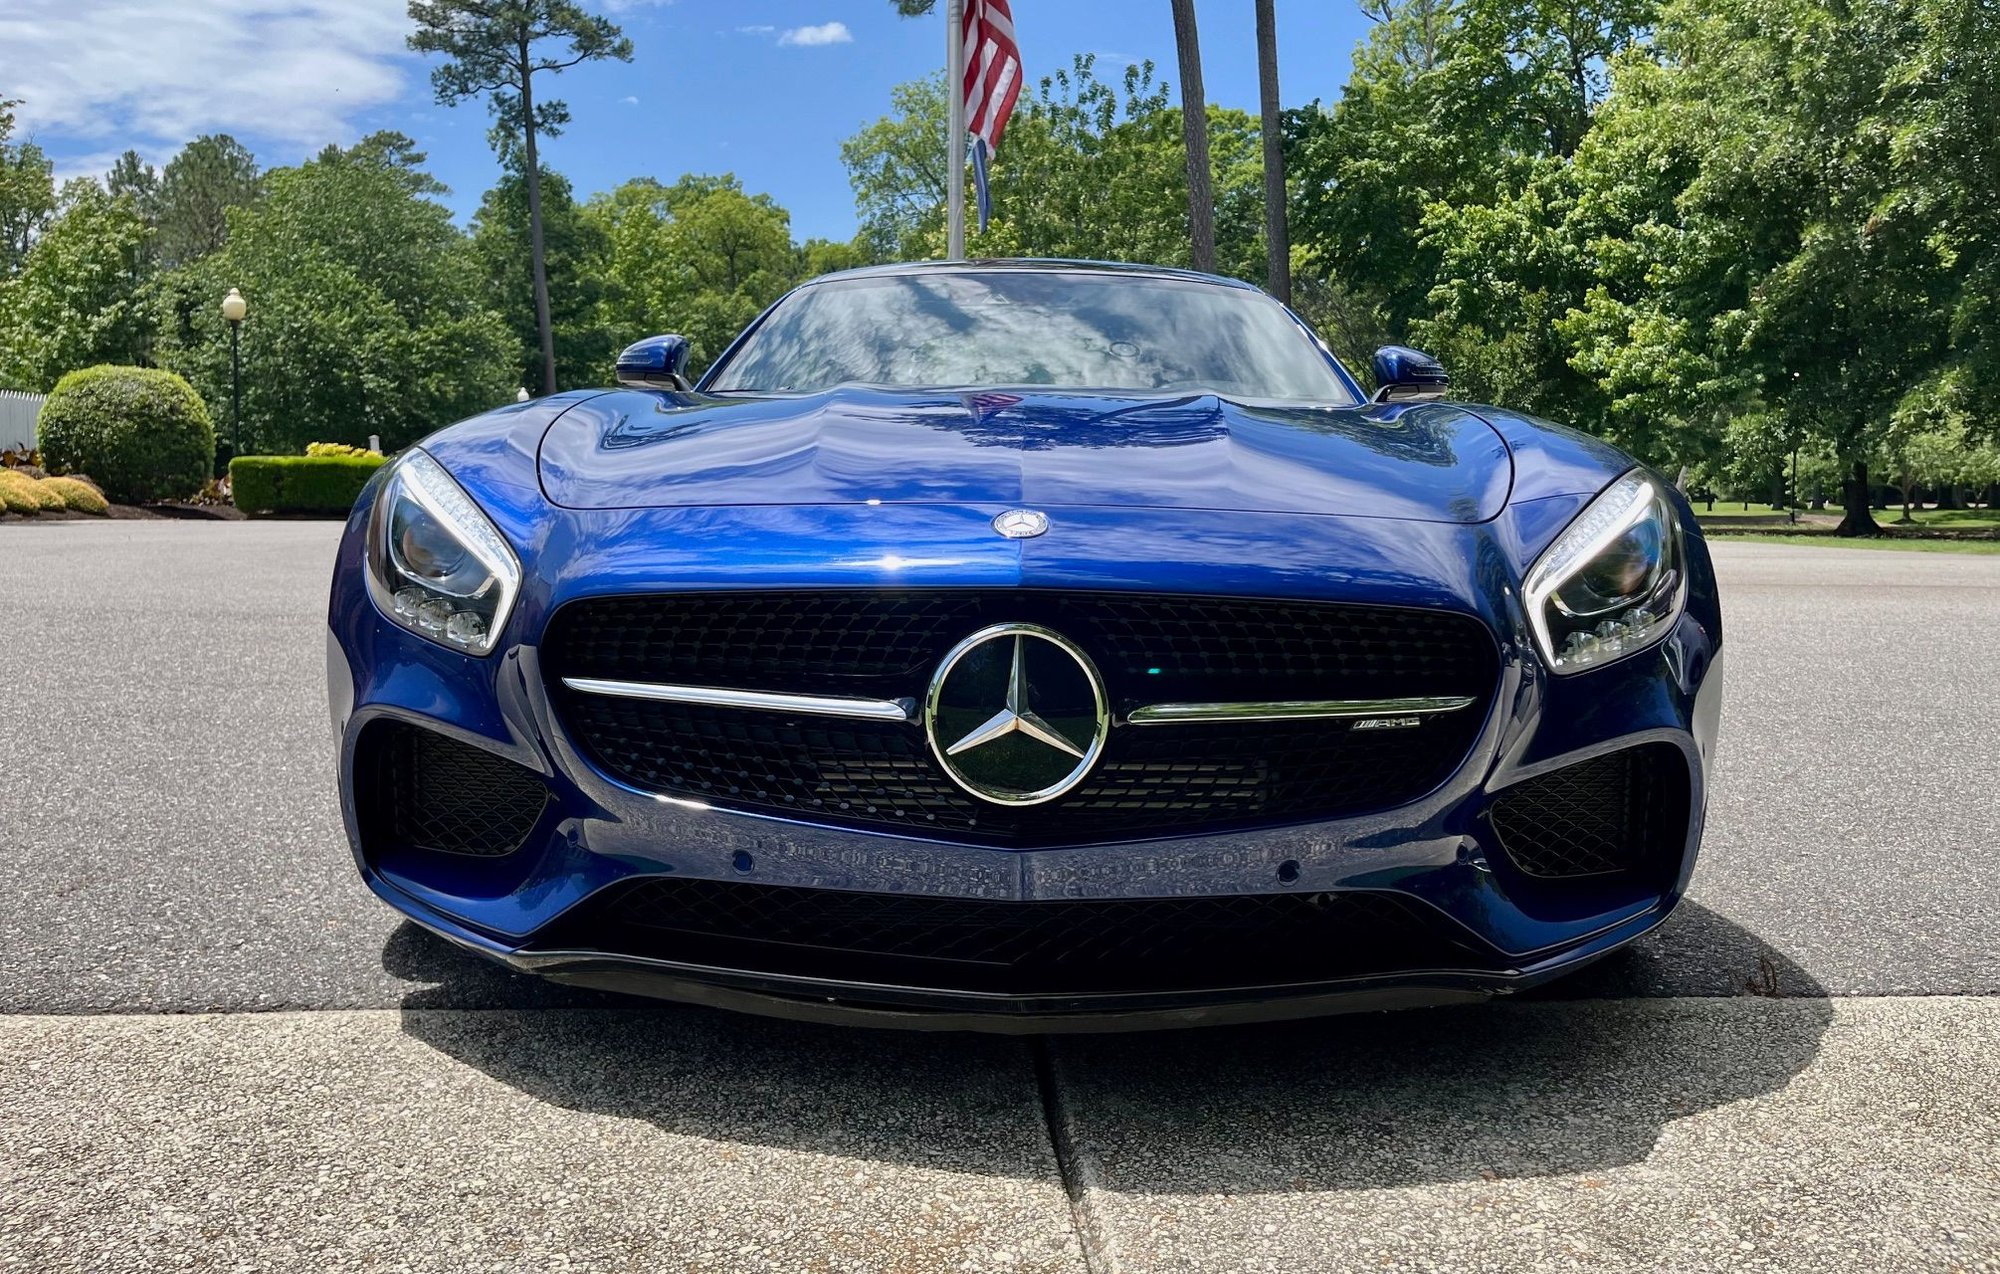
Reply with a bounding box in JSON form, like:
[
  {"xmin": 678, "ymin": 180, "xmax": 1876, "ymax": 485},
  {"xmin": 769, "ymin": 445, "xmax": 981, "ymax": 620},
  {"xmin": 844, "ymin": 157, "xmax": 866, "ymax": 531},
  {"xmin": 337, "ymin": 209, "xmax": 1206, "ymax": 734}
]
[{"xmin": 2, "ymin": 522, "xmax": 1996, "ymax": 1271}]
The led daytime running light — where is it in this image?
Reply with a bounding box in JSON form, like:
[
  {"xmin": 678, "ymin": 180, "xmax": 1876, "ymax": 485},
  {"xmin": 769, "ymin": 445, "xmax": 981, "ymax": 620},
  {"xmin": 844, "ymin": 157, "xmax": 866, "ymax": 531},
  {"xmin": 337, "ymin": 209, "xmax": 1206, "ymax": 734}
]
[
  {"xmin": 366, "ymin": 449, "xmax": 520, "ymax": 656},
  {"xmin": 1523, "ymin": 471, "xmax": 1684, "ymax": 674}
]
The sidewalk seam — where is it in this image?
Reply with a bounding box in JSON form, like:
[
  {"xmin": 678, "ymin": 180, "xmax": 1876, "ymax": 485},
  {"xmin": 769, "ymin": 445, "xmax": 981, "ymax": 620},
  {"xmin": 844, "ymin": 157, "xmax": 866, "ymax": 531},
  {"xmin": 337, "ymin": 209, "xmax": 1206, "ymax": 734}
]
[{"xmin": 1033, "ymin": 1037, "xmax": 1117, "ymax": 1274}]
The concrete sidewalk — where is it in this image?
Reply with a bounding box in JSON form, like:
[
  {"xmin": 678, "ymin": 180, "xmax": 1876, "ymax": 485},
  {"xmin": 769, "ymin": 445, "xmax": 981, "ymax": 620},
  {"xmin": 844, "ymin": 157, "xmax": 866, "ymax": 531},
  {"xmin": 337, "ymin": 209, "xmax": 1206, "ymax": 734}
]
[{"xmin": 4, "ymin": 997, "xmax": 1994, "ymax": 1273}]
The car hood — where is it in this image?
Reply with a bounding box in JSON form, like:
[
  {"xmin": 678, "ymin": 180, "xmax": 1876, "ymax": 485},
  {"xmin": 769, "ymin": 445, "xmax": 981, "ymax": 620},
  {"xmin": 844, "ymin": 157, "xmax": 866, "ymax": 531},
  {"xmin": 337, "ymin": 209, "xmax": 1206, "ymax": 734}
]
[{"xmin": 536, "ymin": 387, "xmax": 1513, "ymax": 523}]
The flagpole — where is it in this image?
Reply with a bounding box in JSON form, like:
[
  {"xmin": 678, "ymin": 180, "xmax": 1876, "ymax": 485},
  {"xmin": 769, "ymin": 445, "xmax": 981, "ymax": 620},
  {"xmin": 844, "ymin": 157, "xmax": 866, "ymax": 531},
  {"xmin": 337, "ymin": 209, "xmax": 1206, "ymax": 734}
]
[{"xmin": 946, "ymin": 0, "xmax": 967, "ymax": 259}]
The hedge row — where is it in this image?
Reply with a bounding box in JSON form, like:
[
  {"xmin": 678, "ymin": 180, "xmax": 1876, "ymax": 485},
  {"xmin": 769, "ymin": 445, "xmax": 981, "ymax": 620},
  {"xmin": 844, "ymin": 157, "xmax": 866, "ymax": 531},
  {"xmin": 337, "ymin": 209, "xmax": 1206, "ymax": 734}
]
[{"xmin": 230, "ymin": 454, "xmax": 388, "ymax": 515}]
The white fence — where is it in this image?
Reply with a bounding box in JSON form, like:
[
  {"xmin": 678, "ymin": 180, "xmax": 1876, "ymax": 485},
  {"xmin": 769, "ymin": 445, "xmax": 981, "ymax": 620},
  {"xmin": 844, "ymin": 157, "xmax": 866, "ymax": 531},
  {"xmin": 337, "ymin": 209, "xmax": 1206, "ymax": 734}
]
[{"xmin": 0, "ymin": 389, "xmax": 43, "ymax": 452}]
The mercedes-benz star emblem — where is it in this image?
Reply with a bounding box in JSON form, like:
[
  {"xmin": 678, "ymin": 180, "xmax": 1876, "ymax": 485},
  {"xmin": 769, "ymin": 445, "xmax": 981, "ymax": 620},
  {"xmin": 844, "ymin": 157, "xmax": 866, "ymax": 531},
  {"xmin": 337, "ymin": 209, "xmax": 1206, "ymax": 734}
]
[
  {"xmin": 925, "ymin": 623, "xmax": 1108, "ymax": 806},
  {"xmin": 991, "ymin": 509, "xmax": 1050, "ymax": 539}
]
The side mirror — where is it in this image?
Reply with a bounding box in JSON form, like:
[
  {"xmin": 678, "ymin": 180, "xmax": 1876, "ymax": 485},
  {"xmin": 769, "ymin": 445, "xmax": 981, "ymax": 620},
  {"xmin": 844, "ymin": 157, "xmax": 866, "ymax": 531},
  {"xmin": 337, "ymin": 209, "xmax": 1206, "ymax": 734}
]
[
  {"xmin": 616, "ymin": 335, "xmax": 692, "ymax": 390},
  {"xmin": 1371, "ymin": 345, "xmax": 1449, "ymax": 402}
]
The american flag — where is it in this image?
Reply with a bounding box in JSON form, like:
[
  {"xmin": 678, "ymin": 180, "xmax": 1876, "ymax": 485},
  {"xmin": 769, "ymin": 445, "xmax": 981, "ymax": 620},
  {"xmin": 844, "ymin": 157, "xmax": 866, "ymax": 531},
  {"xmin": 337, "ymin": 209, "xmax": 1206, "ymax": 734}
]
[{"xmin": 961, "ymin": 0, "xmax": 1022, "ymax": 232}]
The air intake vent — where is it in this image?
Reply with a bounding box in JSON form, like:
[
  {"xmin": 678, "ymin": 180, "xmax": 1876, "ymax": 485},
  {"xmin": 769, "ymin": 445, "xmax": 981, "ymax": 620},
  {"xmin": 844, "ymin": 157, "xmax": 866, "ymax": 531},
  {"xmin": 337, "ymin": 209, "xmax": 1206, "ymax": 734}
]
[
  {"xmin": 535, "ymin": 878, "xmax": 1503, "ymax": 995},
  {"xmin": 1488, "ymin": 744, "xmax": 1689, "ymax": 880},
  {"xmin": 363, "ymin": 721, "xmax": 548, "ymax": 858}
]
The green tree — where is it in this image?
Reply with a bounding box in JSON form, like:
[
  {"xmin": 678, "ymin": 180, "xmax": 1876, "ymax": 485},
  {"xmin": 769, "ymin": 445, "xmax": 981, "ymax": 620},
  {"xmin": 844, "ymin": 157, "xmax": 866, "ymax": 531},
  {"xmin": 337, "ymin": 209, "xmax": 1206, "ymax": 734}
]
[
  {"xmin": 845, "ymin": 59, "xmax": 1267, "ymax": 283},
  {"xmin": 0, "ymin": 100, "xmax": 55, "ymax": 274},
  {"xmin": 797, "ymin": 236, "xmax": 873, "ymax": 279},
  {"xmin": 471, "ymin": 164, "xmax": 615, "ymax": 389},
  {"xmin": 408, "ymin": 0, "xmax": 633, "ymax": 397},
  {"xmin": 319, "ymin": 131, "xmax": 450, "ymax": 197},
  {"xmin": 1886, "ymin": 0, "xmax": 2000, "ymax": 447},
  {"xmin": 842, "ymin": 73, "xmax": 951, "ymax": 261},
  {"xmin": 153, "ymin": 145, "xmax": 514, "ymax": 452},
  {"xmin": 105, "ymin": 150, "xmax": 159, "ymax": 207},
  {"xmin": 1553, "ymin": 0, "xmax": 1945, "ymax": 532},
  {"xmin": 1288, "ymin": 0, "xmax": 1651, "ymax": 346},
  {"xmin": 585, "ymin": 174, "xmax": 799, "ymax": 373},
  {"xmin": 0, "ymin": 181, "xmax": 152, "ymax": 391},
  {"xmin": 154, "ymin": 134, "xmax": 261, "ymax": 268}
]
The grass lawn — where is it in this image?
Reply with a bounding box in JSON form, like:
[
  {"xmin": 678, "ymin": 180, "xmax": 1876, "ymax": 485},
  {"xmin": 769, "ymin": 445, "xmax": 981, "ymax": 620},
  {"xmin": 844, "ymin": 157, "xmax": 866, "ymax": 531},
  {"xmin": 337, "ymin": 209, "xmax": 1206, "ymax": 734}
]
[
  {"xmin": 1695, "ymin": 504, "xmax": 2000, "ymax": 530},
  {"xmin": 1710, "ymin": 532, "xmax": 2000, "ymax": 555}
]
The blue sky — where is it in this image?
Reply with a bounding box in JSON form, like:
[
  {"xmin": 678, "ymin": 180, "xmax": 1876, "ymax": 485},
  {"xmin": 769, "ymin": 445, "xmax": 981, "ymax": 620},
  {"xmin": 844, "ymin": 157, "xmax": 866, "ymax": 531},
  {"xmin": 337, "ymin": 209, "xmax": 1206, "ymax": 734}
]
[{"xmin": 5, "ymin": 1, "xmax": 1375, "ymax": 243}]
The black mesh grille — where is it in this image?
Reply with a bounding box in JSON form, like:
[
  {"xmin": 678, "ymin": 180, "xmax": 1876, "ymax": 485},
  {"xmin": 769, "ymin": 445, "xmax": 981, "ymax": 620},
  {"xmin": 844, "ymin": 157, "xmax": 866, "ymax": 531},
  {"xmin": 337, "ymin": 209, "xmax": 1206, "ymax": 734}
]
[
  {"xmin": 545, "ymin": 590, "xmax": 1498, "ymax": 847},
  {"xmin": 537, "ymin": 877, "xmax": 1501, "ymax": 995},
  {"xmin": 366, "ymin": 722, "xmax": 549, "ymax": 857},
  {"xmin": 562, "ymin": 697, "xmax": 1474, "ymax": 845},
  {"xmin": 1488, "ymin": 744, "xmax": 1689, "ymax": 879},
  {"xmin": 545, "ymin": 590, "xmax": 1496, "ymax": 702}
]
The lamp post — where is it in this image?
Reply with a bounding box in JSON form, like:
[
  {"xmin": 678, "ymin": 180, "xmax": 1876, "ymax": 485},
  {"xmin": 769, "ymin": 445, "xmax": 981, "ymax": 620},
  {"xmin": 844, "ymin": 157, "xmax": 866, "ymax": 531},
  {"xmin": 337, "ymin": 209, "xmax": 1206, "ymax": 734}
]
[{"xmin": 221, "ymin": 288, "xmax": 248, "ymax": 455}]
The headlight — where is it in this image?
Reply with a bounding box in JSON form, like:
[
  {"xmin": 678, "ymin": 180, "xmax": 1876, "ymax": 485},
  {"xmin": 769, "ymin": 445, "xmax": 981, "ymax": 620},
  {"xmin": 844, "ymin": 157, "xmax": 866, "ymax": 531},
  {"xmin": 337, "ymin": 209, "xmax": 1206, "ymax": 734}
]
[
  {"xmin": 363, "ymin": 450, "xmax": 520, "ymax": 656},
  {"xmin": 1523, "ymin": 470, "xmax": 1686, "ymax": 674}
]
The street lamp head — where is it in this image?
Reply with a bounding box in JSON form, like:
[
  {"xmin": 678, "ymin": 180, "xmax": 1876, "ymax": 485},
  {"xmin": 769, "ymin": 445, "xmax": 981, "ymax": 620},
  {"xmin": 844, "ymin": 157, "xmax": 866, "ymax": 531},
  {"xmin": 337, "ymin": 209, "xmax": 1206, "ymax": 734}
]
[{"xmin": 221, "ymin": 288, "xmax": 248, "ymax": 324}]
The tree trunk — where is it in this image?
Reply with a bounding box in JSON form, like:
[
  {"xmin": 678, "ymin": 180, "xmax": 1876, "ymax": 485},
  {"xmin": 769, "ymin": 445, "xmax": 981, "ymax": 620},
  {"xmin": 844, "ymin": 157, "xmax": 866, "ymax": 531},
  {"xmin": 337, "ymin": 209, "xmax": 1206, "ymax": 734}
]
[
  {"xmin": 1254, "ymin": 0, "xmax": 1289, "ymax": 304},
  {"xmin": 1835, "ymin": 459, "xmax": 1882, "ymax": 536},
  {"xmin": 519, "ymin": 40, "xmax": 559, "ymax": 397},
  {"xmin": 1170, "ymin": 0, "xmax": 1215, "ymax": 273}
]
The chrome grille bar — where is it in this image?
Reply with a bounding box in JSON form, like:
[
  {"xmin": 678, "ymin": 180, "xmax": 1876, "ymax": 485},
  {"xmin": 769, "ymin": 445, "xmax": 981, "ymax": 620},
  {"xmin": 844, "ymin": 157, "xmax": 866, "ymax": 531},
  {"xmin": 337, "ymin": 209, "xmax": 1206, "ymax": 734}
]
[
  {"xmin": 1124, "ymin": 696, "xmax": 1476, "ymax": 726},
  {"xmin": 561, "ymin": 677, "xmax": 914, "ymax": 723}
]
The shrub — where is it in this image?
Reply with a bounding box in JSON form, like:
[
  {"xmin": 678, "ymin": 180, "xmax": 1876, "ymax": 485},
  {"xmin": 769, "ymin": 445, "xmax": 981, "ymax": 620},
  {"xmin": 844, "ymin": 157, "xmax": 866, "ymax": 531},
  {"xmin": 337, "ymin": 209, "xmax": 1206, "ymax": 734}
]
[
  {"xmin": 37, "ymin": 365, "xmax": 215, "ymax": 505},
  {"xmin": 306, "ymin": 441, "xmax": 373, "ymax": 458},
  {"xmin": 0, "ymin": 471, "xmax": 41, "ymax": 515},
  {"xmin": 41, "ymin": 476, "xmax": 109, "ymax": 514},
  {"xmin": 0, "ymin": 471, "xmax": 75, "ymax": 512},
  {"xmin": 21, "ymin": 477, "xmax": 66, "ymax": 511},
  {"xmin": 230, "ymin": 453, "xmax": 389, "ymax": 515}
]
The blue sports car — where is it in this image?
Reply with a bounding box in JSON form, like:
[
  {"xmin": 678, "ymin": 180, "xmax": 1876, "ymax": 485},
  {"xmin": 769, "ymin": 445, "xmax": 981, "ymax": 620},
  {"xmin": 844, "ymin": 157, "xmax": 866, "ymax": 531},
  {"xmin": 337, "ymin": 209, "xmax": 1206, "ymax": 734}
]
[{"xmin": 328, "ymin": 259, "xmax": 1722, "ymax": 1030}]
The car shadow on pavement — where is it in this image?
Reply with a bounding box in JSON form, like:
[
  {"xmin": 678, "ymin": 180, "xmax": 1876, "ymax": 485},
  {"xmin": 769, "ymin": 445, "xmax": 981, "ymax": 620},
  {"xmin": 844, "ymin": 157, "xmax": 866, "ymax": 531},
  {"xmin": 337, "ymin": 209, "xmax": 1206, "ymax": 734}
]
[{"xmin": 386, "ymin": 899, "xmax": 1830, "ymax": 1191}]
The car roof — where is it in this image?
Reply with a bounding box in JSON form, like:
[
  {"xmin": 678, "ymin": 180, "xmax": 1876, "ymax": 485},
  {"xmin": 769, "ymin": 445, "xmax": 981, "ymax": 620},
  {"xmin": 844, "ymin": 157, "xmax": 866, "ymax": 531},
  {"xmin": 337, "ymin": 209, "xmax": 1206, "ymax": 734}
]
[{"xmin": 801, "ymin": 257, "xmax": 1265, "ymax": 293}]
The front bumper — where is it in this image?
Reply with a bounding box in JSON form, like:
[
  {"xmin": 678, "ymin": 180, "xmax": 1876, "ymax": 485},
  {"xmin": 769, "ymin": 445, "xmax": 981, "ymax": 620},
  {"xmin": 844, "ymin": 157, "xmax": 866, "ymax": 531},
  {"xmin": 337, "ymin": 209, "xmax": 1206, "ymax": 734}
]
[
  {"xmin": 329, "ymin": 496, "xmax": 1723, "ymax": 1031},
  {"xmin": 378, "ymin": 882, "xmax": 1676, "ymax": 1032}
]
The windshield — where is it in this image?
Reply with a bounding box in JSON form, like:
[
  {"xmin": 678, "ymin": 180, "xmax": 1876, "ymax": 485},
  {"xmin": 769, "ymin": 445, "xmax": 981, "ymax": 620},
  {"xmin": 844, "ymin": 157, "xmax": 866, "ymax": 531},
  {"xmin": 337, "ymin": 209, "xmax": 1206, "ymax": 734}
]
[{"xmin": 704, "ymin": 270, "xmax": 1356, "ymax": 402}]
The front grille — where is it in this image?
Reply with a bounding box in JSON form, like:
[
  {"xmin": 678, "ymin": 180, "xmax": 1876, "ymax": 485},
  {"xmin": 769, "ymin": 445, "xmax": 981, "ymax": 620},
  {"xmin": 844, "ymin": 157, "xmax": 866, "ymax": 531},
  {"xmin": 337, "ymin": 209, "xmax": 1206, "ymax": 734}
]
[
  {"xmin": 545, "ymin": 590, "xmax": 1498, "ymax": 847},
  {"xmin": 536, "ymin": 877, "xmax": 1501, "ymax": 995},
  {"xmin": 362, "ymin": 721, "xmax": 549, "ymax": 857},
  {"xmin": 1488, "ymin": 744, "xmax": 1689, "ymax": 879}
]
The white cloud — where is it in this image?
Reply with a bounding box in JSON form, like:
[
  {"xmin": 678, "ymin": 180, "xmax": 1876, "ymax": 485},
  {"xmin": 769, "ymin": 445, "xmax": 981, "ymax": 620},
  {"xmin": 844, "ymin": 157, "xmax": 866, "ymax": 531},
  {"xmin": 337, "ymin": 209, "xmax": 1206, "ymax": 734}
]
[
  {"xmin": 734, "ymin": 24, "xmax": 776, "ymax": 35},
  {"xmin": 0, "ymin": 0, "xmax": 410, "ymax": 152},
  {"xmin": 777, "ymin": 21, "xmax": 853, "ymax": 47},
  {"xmin": 619, "ymin": 95, "xmax": 639, "ymax": 106}
]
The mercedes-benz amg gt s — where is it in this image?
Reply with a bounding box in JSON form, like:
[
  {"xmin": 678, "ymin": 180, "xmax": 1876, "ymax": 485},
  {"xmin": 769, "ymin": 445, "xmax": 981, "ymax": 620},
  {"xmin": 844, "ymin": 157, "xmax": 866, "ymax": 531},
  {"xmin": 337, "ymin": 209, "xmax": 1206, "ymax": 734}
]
[{"xmin": 328, "ymin": 260, "xmax": 1722, "ymax": 1030}]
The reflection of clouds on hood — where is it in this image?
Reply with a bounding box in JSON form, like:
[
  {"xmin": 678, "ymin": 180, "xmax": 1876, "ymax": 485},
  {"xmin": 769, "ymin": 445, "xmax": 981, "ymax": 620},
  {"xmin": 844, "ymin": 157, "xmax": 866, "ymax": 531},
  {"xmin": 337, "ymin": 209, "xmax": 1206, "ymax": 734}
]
[
  {"xmin": 715, "ymin": 273, "xmax": 1353, "ymax": 402},
  {"xmin": 864, "ymin": 275, "xmax": 1189, "ymax": 389}
]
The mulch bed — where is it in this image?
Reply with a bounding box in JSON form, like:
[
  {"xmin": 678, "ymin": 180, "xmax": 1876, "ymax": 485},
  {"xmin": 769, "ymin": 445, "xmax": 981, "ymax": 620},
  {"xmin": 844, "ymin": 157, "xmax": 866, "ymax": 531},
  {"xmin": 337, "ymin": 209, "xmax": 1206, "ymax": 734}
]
[{"xmin": 1, "ymin": 501, "xmax": 246, "ymax": 523}]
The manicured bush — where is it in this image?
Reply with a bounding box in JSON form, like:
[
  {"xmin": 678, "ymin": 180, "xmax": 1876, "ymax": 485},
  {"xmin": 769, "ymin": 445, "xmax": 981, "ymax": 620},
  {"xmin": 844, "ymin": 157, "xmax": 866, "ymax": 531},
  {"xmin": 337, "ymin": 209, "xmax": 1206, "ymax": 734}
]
[
  {"xmin": 37, "ymin": 365, "xmax": 215, "ymax": 505},
  {"xmin": 22, "ymin": 478, "xmax": 65, "ymax": 511},
  {"xmin": 41, "ymin": 476, "xmax": 109, "ymax": 514},
  {"xmin": 230, "ymin": 453, "xmax": 389, "ymax": 515},
  {"xmin": 0, "ymin": 471, "xmax": 41, "ymax": 515},
  {"xmin": 305, "ymin": 441, "xmax": 372, "ymax": 458},
  {"xmin": 0, "ymin": 469, "xmax": 65, "ymax": 511}
]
